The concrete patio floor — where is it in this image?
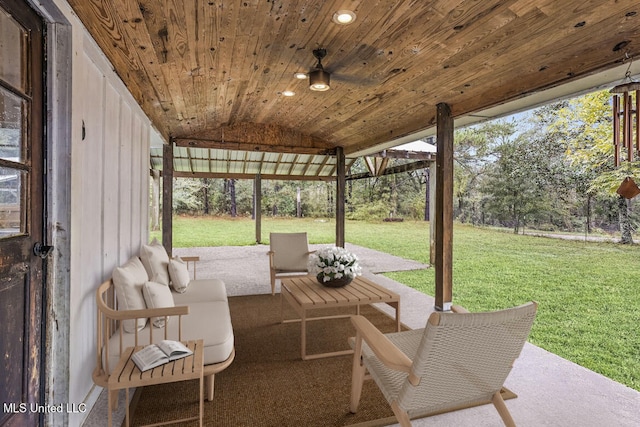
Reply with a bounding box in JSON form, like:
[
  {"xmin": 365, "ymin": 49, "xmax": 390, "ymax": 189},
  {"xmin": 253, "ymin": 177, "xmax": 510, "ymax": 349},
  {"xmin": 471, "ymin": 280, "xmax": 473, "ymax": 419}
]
[{"xmin": 84, "ymin": 244, "xmax": 640, "ymax": 426}]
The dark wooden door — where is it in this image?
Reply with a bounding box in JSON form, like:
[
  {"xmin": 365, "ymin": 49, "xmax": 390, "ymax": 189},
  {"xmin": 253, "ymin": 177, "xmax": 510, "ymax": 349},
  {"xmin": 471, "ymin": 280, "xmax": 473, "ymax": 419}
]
[{"xmin": 0, "ymin": 0, "xmax": 45, "ymax": 425}]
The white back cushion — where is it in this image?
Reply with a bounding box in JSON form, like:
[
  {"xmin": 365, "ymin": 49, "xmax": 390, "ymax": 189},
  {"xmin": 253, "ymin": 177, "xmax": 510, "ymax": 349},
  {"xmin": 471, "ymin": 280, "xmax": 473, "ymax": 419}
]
[
  {"xmin": 168, "ymin": 257, "xmax": 191, "ymax": 293},
  {"xmin": 139, "ymin": 239, "xmax": 170, "ymax": 286},
  {"xmin": 112, "ymin": 257, "xmax": 148, "ymax": 333},
  {"xmin": 142, "ymin": 281, "xmax": 175, "ymax": 328},
  {"xmin": 270, "ymin": 232, "xmax": 309, "ymax": 271}
]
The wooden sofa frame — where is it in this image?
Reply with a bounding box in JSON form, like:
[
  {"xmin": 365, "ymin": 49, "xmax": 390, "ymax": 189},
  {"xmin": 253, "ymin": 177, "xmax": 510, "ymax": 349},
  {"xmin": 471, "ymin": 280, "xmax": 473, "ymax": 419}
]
[{"xmin": 92, "ymin": 279, "xmax": 235, "ymax": 407}]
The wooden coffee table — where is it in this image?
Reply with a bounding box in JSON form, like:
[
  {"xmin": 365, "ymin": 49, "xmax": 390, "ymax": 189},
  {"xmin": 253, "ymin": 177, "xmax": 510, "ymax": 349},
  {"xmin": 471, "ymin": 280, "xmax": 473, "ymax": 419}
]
[
  {"xmin": 107, "ymin": 339, "xmax": 204, "ymax": 427},
  {"xmin": 280, "ymin": 275, "xmax": 400, "ymax": 360}
]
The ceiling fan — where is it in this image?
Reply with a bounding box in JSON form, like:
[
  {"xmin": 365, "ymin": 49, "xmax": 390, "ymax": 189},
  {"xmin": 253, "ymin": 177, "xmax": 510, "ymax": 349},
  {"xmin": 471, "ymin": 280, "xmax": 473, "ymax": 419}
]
[
  {"xmin": 294, "ymin": 47, "xmax": 377, "ymax": 92},
  {"xmin": 308, "ymin": 48, "xmax": 331, "ymax": 91}
]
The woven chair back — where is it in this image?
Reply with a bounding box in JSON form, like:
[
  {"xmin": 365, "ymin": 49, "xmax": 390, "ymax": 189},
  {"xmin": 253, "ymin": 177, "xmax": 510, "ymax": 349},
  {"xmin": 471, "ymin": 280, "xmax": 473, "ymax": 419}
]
[{"xmin": 398, "ymin": 302, "xmax": 537, "ymax": 416}]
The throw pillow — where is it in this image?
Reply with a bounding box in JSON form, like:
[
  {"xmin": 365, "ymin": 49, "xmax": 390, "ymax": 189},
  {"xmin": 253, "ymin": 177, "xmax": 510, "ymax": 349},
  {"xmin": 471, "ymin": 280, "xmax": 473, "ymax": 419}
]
[
  {"xmin": 112, "ymin": 257, "xmax": 148, "ymax": 333},
  {"xmin": 139, "ymin": 238, "xmax": 170, "ymax": 286},
  {"xmin": 142, "ymin": 280, "xmax": 175, "ymax": 328},
  {"xmin": 168, "ymin": 257, "xmax": 191, "ymax": 293}
]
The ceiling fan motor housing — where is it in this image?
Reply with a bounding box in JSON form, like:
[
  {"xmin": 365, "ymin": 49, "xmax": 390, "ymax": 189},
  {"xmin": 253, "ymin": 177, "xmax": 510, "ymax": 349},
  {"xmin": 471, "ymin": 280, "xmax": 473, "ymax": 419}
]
[
  {"xmin": 310, "ymin": 48, "xmax": 330, "ymax": 91},
  {"xmin": 309, "ymin": 69, "xmax": 330, "ymax": 91}
]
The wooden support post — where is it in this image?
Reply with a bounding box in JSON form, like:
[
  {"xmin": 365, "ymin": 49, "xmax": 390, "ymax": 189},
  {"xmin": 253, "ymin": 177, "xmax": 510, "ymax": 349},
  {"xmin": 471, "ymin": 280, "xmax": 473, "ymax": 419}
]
[
  {"xmin": 613, "ymin": 95, "xmax": 620, "ymax": 167},
  {"xmin": 336, "ymin": 146, "xmax": 346, "ymax": 248},
  {"xmin": 151, "ymin": 169, "xmax": 160, "ymax": 231},
  {"xmin": 162, "ymin": 142, "xmax": 174, "ymax": 256},
  {"xmin": 255, "ymin": 174, "xmax": 262, "ymax": 244},
  {"xmin": 636, "ymin": 90, "xmax": 640, "ymax": 155},
  {"xmin": 435, "ymin": 103, "xmax": 454, "ymax": 311},
  {"xmin": 424, "ymin": 168, "xmax": 430, "ymax": 221},
  {"xmin": 429, "ymin": 161, "xmax": 437, "ymax": 265}
]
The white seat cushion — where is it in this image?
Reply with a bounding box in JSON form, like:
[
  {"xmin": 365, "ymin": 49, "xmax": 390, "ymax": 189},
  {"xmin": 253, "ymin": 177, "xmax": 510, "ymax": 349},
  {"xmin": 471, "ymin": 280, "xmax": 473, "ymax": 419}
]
[{"xmin": 173, "ymin": 278, "xmax": 228, "ymax": 304}]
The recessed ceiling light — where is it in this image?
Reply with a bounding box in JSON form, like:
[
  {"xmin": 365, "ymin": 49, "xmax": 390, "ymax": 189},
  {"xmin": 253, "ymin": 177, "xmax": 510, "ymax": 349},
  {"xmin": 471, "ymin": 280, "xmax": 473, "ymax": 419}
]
[
  {"xmin": 294, "ymin": 72, "xmax": 307, "ymax": 80},
  {"xmin": 333, "ymin": 10, "xmax": 356, "ymax": 25},
  {"xmin": 282, "ymin": 90, "xmax": 295, "ymax": 97}
]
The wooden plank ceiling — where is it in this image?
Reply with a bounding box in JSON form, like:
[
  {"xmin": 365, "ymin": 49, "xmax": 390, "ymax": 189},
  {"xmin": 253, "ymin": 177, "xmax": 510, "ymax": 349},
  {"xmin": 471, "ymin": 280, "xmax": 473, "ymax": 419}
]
[{"xmin": 69, "ymin": 0, "xmax": 640, "ymax": 160}]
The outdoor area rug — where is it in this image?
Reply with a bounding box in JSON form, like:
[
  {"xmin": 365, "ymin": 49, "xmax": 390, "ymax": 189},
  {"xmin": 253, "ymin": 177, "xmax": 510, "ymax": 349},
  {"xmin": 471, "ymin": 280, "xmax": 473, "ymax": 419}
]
[{"xmin": 127, "ymin": 294, "xmax": 515, "ymax": 426}]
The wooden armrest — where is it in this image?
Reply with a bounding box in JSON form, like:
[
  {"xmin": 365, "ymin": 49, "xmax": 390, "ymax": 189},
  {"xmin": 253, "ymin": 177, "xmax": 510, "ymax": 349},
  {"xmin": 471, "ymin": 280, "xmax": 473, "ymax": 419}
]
[
  {"xmin": 451, "ymin": 305, "xmax": 470, "ymax": 313},
  {"xmin": 179, "ymin": 256, "xmax": 200, "ymax": 279},
  {"xmin": 351, "ymin": 315, "xmax": 412, "ymax": 373},
  {"xmin": 99, "ymin": 304, "xmax": 189, "ymax": 321}
]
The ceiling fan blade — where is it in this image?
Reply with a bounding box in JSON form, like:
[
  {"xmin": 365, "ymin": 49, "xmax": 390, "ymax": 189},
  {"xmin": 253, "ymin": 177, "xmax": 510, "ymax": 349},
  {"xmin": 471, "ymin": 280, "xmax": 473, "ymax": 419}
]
[
  {"xmin": 330, "ymin": 72, "xmax": 378, "ymax": 86},
  {"xmin": 289, "ymin": 45, "xmax": 381, "ymax": 88}
]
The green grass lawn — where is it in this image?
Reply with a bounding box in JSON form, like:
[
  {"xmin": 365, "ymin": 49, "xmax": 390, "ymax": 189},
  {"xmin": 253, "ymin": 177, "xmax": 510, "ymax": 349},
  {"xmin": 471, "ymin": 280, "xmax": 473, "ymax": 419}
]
[{"xmin": 153, "ymin": 216, "xmax": 640, "ymax": 391}]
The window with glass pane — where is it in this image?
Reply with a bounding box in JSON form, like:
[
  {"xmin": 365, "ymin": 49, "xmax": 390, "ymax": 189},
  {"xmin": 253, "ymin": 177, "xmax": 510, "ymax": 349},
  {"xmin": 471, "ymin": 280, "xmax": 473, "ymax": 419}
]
[
  {"xmin": 0, "ymin": 87, "xmax": 25, "ymax": 162},
  {"xmin": 0, "ymin": 9, "xmax": 29, "ymax": 240},
  {"xmin": 0, "ymin": 167, "xmax": 23, "ymax": 237},
  {"xmin": 0, "ymin": 9, "xmax": 26, "ymax": 92}
]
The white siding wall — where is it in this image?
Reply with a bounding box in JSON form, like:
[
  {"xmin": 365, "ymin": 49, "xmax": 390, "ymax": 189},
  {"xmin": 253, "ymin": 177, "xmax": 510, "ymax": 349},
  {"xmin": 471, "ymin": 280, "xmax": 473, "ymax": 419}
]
[
  {"xmin": 67, "ymin": 26, "xmax": 151, "ymax": 427},
  {"xmin": 22, "ymin": 1, "xmax": 156, "ymax": 424}
]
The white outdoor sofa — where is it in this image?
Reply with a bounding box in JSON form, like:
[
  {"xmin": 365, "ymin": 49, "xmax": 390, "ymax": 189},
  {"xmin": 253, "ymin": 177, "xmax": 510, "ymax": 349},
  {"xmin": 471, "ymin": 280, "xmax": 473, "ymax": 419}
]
[{"xmin": 92, "ymin": 242, "xmax": 235, "ymax": 404}]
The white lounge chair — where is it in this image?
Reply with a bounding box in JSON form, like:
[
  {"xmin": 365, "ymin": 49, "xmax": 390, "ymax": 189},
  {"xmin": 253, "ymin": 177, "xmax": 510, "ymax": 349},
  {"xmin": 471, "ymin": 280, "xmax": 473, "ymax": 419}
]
[
  {"xmin": 350, "ymin": 301, "xmax": 538, "ymax": 426},
  {"xmin": 267, "ymin": 232, "xmax": 313, "ymax": 295}
]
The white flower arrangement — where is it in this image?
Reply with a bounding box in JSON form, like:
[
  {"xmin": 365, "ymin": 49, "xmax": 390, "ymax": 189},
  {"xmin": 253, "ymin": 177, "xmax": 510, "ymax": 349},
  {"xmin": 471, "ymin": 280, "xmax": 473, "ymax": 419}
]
[{"xmin": 308, "ymin": 246, "xmax": 362, "ymax": 283}]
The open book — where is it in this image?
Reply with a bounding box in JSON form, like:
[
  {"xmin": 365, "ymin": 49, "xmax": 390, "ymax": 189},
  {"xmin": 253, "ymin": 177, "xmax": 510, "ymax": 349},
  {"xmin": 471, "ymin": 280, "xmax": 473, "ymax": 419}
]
[{"xmin": 131, "ymin": 340, "xmax": 193, "ymax": 372}]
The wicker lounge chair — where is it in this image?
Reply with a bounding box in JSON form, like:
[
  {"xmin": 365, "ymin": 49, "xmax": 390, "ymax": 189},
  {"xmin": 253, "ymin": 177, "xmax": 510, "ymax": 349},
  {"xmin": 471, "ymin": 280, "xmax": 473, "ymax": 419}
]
[{"xmin": 349, "ymin": 302, "xmax": 538, "ymax": 426}]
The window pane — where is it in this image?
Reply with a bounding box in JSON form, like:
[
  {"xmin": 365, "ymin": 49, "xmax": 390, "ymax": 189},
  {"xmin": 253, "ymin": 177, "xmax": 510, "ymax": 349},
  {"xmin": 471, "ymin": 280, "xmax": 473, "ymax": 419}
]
[
  {"xmin": 0, "ymin": 86, "xmax": 24, "ymax": 162},
  {"xmin": 0, "ymin": 167, "xmax": 24, "ymax": 238},
  {"xmin": 0, "ymin": 9, "xmax": 26, "ymax": 91}
]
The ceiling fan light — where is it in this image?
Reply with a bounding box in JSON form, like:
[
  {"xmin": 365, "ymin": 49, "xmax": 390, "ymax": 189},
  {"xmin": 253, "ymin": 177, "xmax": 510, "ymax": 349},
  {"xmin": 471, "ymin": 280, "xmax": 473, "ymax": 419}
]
[
  {"xmin": 309, "ymin": 69, "xmax": 330, "ymax": 91},
  {"xmin": 333, "ymin": 10, "xmax": 356, "ymax": 25}
]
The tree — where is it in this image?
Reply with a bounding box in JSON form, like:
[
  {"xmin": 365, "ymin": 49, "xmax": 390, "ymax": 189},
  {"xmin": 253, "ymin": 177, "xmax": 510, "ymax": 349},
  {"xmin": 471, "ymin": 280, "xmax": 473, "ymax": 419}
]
[
  {"xmin": 202, "ymin": 178, "xmax": 211, "ymax": 214},
  {"xmin": 173, "ymin": 178, "xmax": 205, "ymax": 213},
  {"xmin": 556, "ymin": 90, "xmax": 640, "ymax": 242},
  {"xmin": 454, "ymin": 121, "xmax": 515, "ymax": 223},
  {"xmin": 227, "ymin": 179, "xmax": 237, "ymax": 217},
  {"xmin": 481, "ymin": 120, "xmax": 570, "ymax": 233},
  {"xmin": 163, "ymin": 91, "xmax": 639, "ymax": 238}
]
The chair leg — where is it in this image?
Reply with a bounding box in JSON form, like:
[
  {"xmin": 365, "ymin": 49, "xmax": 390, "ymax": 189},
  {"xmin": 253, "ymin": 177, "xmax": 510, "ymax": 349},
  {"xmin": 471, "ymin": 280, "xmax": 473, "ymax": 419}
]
[
  {"xmin": 109, "ymin": 389, "xmax": 119, "ymax": 411},
  {"xmin": 270, "ymin": 269, "xmax": 276, "ymax": 295},
  {"xmin": 492, "ymin": 390, "xmax": 516, "ymax": 427},
  {"xmin": 391, "ymin": 401, "xmax": 412, "ymax": 427},
  {"xmin": 350, "ymin": 335, "xmax": 366, "ymax": 413},
  {"xmin": 205, "ymin": 374, "xmax": 215, "ymax": 401}
]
